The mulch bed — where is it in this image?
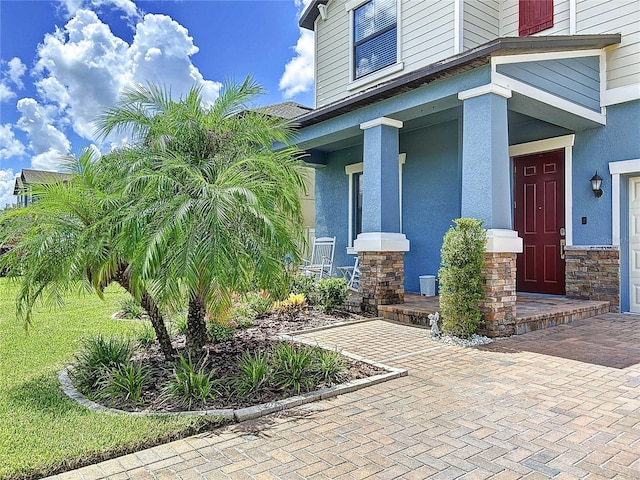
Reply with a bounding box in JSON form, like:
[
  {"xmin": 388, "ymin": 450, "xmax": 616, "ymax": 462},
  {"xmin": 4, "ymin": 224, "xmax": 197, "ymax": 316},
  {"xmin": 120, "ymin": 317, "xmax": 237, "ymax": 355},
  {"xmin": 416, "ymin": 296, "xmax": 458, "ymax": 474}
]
[{"xmin": 94, "ymin": 308, "xmax": 384, "ymax": 413}]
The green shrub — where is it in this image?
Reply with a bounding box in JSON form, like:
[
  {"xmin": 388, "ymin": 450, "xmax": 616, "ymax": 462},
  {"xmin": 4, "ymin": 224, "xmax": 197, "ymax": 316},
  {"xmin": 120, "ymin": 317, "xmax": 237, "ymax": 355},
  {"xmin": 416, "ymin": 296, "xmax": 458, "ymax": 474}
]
[
  {"xmin": 438, "ymin": 218, "xmax": 487, "ymax": 339},
  {"xmin": 315, "ymin": 277, "xmax": 348, "ymax": 313},
  {"xmin": 233, "ymin": 351, "xmax": 271, "ymax": 396},
  {"xmin": 70, "ymin": 335, "xmax": 134, "ymax": 393},
  {"xmin": 311, "ymin": 347, "xmax": 346, "ymax": 385},
  {"xmin": 271, "ymin": 342, "xmax": 314, "ymax": 394},
  {"xmin": 164, "ymin": 354, "xmax": 219, "ymax": 408},
  {"xmin": 243, "ymin": 292, "xmax": 272, "ymax": 316},
  {"xmin": 289, "ymin": 274, "xmax": 317, "ymax": 304},
  {"xmin": 98, "ymin": 362, "xmax": 147, "ymax": 404},
  {"xmin": 207, "ymin": 321, "xmax": 235, "ymax": 343},
  {"xmin": 134, "ymin": 321, "xmax": 156, "ymax": 349},
  {"xmin": 229, "ymin": 304, "xmax": 256, "ymax": 329},
  {"xmin": 119, "ymin": 297, "xmax": 146, "ymax": 320}
]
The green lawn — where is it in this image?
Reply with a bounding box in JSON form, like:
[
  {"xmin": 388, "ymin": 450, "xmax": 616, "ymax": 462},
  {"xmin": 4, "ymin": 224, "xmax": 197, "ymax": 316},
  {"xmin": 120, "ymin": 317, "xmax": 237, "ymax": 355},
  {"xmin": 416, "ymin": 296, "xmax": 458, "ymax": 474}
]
[{"xmin": 0, "ymin": 278, "xmax": 210, "ymax": 480}]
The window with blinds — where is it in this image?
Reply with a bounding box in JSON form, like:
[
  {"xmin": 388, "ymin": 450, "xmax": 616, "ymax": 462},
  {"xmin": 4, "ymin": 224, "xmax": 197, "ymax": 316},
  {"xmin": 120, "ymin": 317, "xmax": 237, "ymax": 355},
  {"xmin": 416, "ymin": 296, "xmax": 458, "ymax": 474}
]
[{"xmin": 353, "ymin": 0, "xmax": 397, "ymax": 79}]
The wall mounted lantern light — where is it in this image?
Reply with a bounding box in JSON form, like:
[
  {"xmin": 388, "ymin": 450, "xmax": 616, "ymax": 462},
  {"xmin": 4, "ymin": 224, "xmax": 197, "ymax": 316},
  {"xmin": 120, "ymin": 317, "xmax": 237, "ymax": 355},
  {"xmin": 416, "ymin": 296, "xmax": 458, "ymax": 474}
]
[{"xmin": 590, "ymin": 171, "xmax": 603, "ymax": 198}]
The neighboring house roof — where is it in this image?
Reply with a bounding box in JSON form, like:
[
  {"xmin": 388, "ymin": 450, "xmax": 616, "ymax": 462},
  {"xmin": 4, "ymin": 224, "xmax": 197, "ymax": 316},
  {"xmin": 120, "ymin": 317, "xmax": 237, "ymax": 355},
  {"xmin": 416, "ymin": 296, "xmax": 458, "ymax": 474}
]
[
  {"xmin": 295, "ymin": 35, "xmax": 620, "ymax": 128},
  {"xmin": 260, "ymin": 102, "xmax": 313, "ymax": 120},
  {"xmin": 13, "ymin": 169, "xmax": 73, "ymax": 195}
]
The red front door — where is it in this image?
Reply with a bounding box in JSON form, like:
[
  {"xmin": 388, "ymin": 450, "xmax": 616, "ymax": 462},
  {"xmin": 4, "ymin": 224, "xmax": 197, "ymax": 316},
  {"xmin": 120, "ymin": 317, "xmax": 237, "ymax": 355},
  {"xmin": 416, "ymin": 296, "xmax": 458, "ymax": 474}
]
[{"xmin": 514, "ymin": 149, "xmax": 566, "ymax": 295}]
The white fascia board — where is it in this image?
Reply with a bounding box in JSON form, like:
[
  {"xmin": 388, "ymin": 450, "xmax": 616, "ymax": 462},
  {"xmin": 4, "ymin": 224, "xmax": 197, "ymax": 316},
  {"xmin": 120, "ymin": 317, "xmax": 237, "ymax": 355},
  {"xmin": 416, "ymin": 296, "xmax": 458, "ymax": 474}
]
[
  {"xmin": 490, "ymin": 49, "xmax": 603, "ymax": 68},
  {"xmin": 492, "ymin": 72, "xmax": 606, "ymax": 124},
  {"xmin": 458, "ymin": 83, "xmax": 512, "ymax": 101},
  {"xmin": 601, "ymin": 84, "xmax": 640, "ymax": 106},
  {"xmin": 360, "ymin": 117, "xmax": 404, "ymax": 130}
]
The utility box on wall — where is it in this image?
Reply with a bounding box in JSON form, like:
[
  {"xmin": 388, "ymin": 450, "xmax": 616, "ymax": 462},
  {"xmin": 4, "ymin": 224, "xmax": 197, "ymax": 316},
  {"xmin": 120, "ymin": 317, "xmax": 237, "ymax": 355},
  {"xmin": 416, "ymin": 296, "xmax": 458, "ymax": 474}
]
[{"xmin": 419, "ymin": 275, "xmax": 436, "ymax": 296}]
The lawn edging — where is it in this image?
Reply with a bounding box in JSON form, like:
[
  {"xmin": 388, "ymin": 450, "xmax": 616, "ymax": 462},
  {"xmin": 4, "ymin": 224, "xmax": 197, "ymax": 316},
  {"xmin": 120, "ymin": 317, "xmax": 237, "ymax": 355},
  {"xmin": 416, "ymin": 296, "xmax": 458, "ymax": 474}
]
[{"xmin": 58, "ymin": 319, "xmax": 407, "ymax": 422}]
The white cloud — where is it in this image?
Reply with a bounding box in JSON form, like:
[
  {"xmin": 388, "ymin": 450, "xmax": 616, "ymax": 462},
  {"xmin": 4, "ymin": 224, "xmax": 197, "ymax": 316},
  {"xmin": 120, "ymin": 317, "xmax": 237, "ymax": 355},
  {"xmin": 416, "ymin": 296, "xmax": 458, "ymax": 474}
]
[
  {"xmin": 7, "ymin": 58, "xmax": 27, "ymax": 89},
  {"xmin": 0, "ymin": 83, "xmax": 15, "ymax": 103},
  {"xmin": 58, "ymin": 0, "xmax": 141, "ymax": 22},
  {"xmin": 33, "ymin": 9, "xmax": 221, "ymax": 145},
  {"xmin": 1, "ymin": 57, "xmax": 27, "ymax": 103},
  {"xmin": 0, "ymin": 124, "xmax": 26, "ymax": 160},
  {"xmin": 0, "ymin": 169, "xmax": 16, "ymax": 210},
  {"xmin": 279, "ymin": 28, "xmax": 314, "ymax": 100},
  {"xmin": 16, "ymin": 98, "xmax": 70, "ymax": 170},
  {"xmin": 128, "ymin": 14, "xmax": 221, "ymax": 105},
  {"xmin": 279, "ymin": 0, "xmax": 315, "ymax": 101}
]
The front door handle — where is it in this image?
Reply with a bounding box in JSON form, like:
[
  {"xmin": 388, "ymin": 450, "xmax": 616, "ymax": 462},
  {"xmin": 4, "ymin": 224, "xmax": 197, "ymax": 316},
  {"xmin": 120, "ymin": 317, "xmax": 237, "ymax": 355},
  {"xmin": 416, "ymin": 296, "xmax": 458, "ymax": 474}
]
[{"xmin": 560, "ymin": 239, "xmax": 566, "ymax": 260}]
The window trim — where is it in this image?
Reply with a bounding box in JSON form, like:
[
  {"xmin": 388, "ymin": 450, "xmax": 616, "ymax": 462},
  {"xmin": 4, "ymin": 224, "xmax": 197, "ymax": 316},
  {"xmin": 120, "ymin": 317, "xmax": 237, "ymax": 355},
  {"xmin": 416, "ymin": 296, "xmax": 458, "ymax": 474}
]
[
  {"xmin": 347, "ymin": 0, "xmax": 402, "ymax": 84},
  {"xmin": 345, "ymin": 153, "xmax": 406, "ymax": 253}
]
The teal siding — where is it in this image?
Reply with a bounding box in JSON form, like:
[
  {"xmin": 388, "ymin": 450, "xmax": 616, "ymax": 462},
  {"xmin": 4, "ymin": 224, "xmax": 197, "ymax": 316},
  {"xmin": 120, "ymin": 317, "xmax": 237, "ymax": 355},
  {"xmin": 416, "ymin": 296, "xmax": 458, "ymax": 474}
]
[{"xmin": 497, "ymin": 57, "xmax": 601, "ymax": 112}]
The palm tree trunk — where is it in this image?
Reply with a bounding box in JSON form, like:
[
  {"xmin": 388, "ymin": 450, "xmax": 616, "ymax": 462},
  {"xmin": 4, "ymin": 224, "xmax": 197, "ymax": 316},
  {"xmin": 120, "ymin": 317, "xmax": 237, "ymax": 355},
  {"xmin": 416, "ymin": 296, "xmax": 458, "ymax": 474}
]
[
  {"xmin": 186, "ymin": 296, "xmax": 208, "ymax": 356},
  {"xmin": 140, "ymin": 291, "xmax": 175, "ymax": 361},
  {"xmin": 114, "ymin": 266, "xmax": 175, "ymax": 361}
]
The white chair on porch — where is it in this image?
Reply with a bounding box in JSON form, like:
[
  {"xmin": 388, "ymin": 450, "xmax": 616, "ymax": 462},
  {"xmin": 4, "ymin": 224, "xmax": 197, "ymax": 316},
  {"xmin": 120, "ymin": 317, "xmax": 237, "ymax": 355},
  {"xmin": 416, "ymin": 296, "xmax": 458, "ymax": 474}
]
[
  {"xmin": 299, "ymin": 236, "xmax": 336, "ymax": 279},
  {"xmin": 338, "ymin": 256, "xmax": 360, "ymax": 292}
]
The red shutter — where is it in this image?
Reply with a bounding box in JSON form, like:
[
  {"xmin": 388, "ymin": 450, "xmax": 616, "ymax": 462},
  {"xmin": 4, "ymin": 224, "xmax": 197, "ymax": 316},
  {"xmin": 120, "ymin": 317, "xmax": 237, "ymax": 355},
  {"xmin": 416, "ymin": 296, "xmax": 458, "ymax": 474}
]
[{"xmin": 519, "ymin": 0, "xmax": 554, "ymax": 36}]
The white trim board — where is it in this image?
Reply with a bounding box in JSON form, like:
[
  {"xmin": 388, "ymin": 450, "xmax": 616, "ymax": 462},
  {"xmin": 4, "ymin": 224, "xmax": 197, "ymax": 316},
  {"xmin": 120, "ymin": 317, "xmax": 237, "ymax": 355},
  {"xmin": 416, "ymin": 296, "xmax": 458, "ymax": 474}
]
[
  {"xmin": 490, "ymin": 49, "xmax": 603, "ymax": 67},
  {"xmin": 609, "ymin": 158, "xmax": 640, "ymax": 246},
  {"xmin": 602, "ymin": 84, "xmax": 640, "ymax": 107},
  {"xmin": 509, "ymin": 135, "xmax": 575, "ymax": 247},
  {"xmin": 453, "ymin": 0, "xmax": 463, "ymax": 55}
]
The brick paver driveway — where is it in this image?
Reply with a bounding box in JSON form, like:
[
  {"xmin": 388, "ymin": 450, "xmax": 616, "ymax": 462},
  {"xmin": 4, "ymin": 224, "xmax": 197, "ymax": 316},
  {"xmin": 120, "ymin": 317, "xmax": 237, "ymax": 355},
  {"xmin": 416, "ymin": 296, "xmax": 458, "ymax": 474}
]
[{"xmin": 47, "ymin": 317, "xmax": 640, "ymax": 479}]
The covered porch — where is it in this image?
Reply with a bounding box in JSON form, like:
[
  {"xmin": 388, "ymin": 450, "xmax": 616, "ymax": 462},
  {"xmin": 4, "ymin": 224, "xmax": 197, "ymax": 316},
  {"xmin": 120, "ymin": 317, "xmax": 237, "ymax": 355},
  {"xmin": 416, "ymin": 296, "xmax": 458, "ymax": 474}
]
[{"xmin": 346, "ymin": 293, "xmax": 610, "ymax": 337}]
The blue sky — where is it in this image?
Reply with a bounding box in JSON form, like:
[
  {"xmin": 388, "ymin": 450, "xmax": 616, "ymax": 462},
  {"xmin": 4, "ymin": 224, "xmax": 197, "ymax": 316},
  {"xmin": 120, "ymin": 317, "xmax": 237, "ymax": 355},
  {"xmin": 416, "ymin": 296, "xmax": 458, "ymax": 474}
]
[{"xmin": 0, "ymin": 0, "xmax": 315, "ymax": 207}]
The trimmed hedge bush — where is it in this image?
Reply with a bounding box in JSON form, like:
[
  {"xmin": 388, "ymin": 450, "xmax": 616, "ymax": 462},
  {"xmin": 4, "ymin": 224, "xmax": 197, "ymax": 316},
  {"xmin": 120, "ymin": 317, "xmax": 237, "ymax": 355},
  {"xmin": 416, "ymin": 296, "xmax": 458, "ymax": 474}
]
[{"xmin": 438, "ymin": 218, "xmax": 487, "ymax": 339}]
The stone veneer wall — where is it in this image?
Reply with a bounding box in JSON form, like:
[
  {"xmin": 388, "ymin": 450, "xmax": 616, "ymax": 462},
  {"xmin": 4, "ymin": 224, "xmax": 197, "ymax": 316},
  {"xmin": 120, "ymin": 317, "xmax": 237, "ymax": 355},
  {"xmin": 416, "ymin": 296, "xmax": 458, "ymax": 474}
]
[
  {"xmin": 358, "ymin": 251, "xmax": 405, "ymax": 315},
  {"xmin": 565, "ymin": 245, "xmax": 620, "ymax": 312},
  {"xmin": 479, "ymin": 252, "xmax": 518, "ymax": 337}
]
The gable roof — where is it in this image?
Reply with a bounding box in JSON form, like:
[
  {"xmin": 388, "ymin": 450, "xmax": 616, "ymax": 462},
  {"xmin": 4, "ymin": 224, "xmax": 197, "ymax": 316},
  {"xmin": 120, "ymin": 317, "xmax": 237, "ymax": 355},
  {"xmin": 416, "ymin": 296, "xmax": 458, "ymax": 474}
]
[
  {"xmin": 13, "ymin": 169, "xmax": 73, "ymax": 195},
  {"xmin": 295, "ymin": 34, "xmax": 621, "ymax": 128}
]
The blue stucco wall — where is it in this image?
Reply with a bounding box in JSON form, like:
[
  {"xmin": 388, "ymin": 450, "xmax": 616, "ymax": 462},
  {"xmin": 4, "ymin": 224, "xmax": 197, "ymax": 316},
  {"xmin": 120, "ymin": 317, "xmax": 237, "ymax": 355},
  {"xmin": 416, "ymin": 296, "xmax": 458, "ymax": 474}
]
[
  {"xmin": 573, "ymin": 101, "xmax": 640, "ymax": 246},
  {"xmin": 401, "ymin": 120, "xmax": 461, "ymax": 292}
]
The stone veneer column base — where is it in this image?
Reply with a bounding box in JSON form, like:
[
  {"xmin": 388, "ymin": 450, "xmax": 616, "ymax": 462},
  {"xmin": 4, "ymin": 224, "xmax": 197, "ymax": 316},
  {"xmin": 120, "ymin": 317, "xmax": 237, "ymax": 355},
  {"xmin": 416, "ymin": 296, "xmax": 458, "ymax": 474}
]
[
  {"xmin": 358, "ymin": 251, "xmax": 405, "ymax": 315},
  {"xmin": 479, "ymin": 252, "xmax": 518, "ymax": 337},
  {"xmin": 565, "ymin": 245, "xmax": 620, "ymax": 312}
]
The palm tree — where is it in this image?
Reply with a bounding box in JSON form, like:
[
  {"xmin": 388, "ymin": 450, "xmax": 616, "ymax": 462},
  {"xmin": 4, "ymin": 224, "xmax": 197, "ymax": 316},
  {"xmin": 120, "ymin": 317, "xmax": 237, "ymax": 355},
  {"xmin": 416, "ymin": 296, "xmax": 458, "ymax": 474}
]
[
  {"xmin": 95, "ymin": 77, "xmax": 307, "ymax": 355},
  {"xmin": 0, "ymin": 149, "xmax": 176, "ymax": 360}
]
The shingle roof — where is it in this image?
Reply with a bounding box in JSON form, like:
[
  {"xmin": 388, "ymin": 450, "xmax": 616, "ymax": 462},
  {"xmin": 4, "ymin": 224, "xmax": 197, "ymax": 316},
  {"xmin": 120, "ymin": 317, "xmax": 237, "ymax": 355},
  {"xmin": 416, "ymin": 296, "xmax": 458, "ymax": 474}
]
[
  {"xmin": 13, "ymin": 169, "xmax": 73, "ymax": 195},
  {"xmin": 260, "ymin": 102, "xmax": 313, "ymax": 120}
]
